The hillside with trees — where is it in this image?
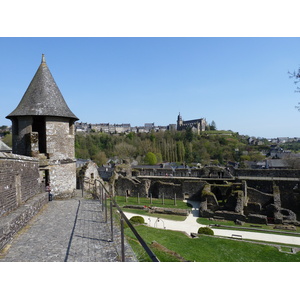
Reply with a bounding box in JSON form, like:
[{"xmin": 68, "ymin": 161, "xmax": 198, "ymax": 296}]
[{"xmin": 75, "ymin": 128, "xmax": 269, "ymax": 166}]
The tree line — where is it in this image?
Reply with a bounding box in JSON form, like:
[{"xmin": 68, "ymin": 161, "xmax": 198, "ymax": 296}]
[{"xmin": 75, "ymin": 127, "xmax": 269, "ymax": 166}]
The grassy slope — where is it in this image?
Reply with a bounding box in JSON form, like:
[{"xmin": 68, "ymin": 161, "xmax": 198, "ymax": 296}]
[
  {"xmin": 115, "ymin": 196, "xmax": 191, "ymax": 209},
  {"xmin": 125, "ymin": 225, "xmax": 300, "ymax": 262}
]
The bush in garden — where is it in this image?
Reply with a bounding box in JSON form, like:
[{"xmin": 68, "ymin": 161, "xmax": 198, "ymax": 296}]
[
  {"xmin": 130, "ymin": 216, "xmax": 145, "ymax": 224},
  {"xmin": 198, "ymin": 226, "xmax": 214, "ymax": 235}
]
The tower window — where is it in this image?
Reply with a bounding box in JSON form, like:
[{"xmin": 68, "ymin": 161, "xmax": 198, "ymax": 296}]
[
  {"xmin": 32, "ymin": 116, "xmax": 46, "ymax": 153},
  {"xmin": 12, "ymin": 119, "xmax": 19, "ymax": 135}
]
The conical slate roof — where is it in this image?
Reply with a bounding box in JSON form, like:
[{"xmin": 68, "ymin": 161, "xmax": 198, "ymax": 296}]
[{"xmin": 6, "ymin": 55, "xmax": 78, "ymax": 121}]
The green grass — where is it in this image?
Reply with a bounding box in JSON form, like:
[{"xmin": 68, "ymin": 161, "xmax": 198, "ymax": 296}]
[
  {"xmin": 115, "ymin": 195, "xmax": 191, "ymax": 210},
  {"xmin": 197, "ymin": 217, "xmax": 300, "ymax": 236},
  {"xmin": 197, "ymin": 217, "xmax": 237, "ymax": 227},
  {"xmin": 124, "ymin": 225, "xmax": 300, "ymax": 262},
  {"xmin": 122, "ymin": 208, "xmax": 187, "ymax": 221}
]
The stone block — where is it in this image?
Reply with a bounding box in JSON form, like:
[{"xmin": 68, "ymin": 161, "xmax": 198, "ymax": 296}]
[
  {"xmin": 214, "ymin": 210, "xmax": 247, "ymax": 222},
  {"xmin": 247, "ymin": 214, "xmax": 268, "ymax": 224}
]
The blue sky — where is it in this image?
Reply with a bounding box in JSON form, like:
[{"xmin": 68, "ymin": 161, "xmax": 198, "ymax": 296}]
[{"xmin": 1, "ymin": 37, "xmax": 300, "ymax": 138}]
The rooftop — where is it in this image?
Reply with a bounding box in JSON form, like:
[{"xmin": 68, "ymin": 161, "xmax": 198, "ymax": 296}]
[{"xmin": 6, "ymin": 54, "xmax": 78, "ymax": 121}]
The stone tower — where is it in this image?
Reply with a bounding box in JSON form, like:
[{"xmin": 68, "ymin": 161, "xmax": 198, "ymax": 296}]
[
  {"xmin": 6, "ymin": 54, "xmax": 79, "ymax": 199},
  {"xmin": 177, "ymin": 112, "xmax": 183, "ymax": 130}
]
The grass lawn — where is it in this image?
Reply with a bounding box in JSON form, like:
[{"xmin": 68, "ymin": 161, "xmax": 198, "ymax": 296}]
[
  {"xmin": 197, "ymin": 217, "xmax": 300, "ymax": 236},
  {"xmin": 114, "ymin": 195, "xmax": 191, "ymax": 210},
  {"xmin": 122, "ymin": 208, "xmax": 187, "ymax": 221},
  {"xmin": 125, "ymin": 225, "xmax": 300, "ymax": 262},
  {"xmin": 115, "ymin": 195, "xmax": 190, "ymax": 221}
]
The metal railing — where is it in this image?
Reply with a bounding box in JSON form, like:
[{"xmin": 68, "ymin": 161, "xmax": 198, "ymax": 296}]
[{"xmin": 81, "ymin": 177, "xmax": 159, "ymax": 262}]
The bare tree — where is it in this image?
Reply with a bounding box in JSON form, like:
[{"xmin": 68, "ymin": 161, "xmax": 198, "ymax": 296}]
[{"xmin": 289, "ymin": 68, "xmax": 300, "ymax": 110}]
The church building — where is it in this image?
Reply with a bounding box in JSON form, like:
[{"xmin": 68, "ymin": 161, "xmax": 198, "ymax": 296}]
[{"xmin": 177, "ymin": 113, "xmax": 206, "ymax": 134}]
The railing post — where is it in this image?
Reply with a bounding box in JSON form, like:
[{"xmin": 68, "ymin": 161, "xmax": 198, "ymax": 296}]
[
  {"xmin": 112, "ymin": 198, "xmax": 159, "ymax": 262},
  {"xmin": 110, "ymin": 200, "xmax": 113, "ymax": 242},
  {"xmin": 150, "ymin": 193, "xmax": 152, "ymax": 205},
  {"xmin": 102, "ymin": 192, "xmax": 105, "ymax": 212},
  {"xmin": 105, "ymin": 194, "xmax": 108, "ymax": 223},
  {"xmin": 120, "ymin": 217, "xmax": 125, "ymax": 262}
]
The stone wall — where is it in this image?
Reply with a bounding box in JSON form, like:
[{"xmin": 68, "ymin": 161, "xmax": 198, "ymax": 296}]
[
  {"xmin": 235, "ymin": 168, "xmax": 300, "ymax": 178},
  {"xmin": 148, "ymin": 180, "xmax": 180, "ymax": 199},
  {"xmin": 115, "ymin": 176, "xmax": 206, "ymax": 200},
  {"xmin": 115, "ymin": 176, "xmax": 151, "ymax": 198},
  {"xmin": 46, "ymin": 117, "xmax": 76, "ymax": 199},
  {"xmin": 0, "ymin": 152, "xmax": 49, "ymax": 251},
  {"xmin": 46, "ymin": 117, "xmax": 75, "ymax": 160},
  {"xmin": 49, "ymin": 162, "xmax": 76, "ymax": 199},
  {"xmin": 0, "ymin": 192, "xmax": 48, "ymax": 250},
  {"xmin": 0, "ymin": 152, "xmax": 41, "ymax": 217},
  {"xmin": 246, "ymin": 187, "xmax": 273, "ymax": 206},
  {"xmin": 77, "ymin": 161, "xmax": 108, "ymax": 197},
  {"xmin": 182, "ymin": 180, "xmax": 207, "ymax": 200}
]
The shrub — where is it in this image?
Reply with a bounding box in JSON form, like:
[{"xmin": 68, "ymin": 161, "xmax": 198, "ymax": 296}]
[
  {"xmin": 198, "ymin": 226, "xmax": 214, "ymax": 235},
  {"xmin": 130, "ymin": 216, "xmax": 145, "ymax": 224},
  {"xmin": 144, "ymin": 152, "xmax": 157, "ymax": 165}
]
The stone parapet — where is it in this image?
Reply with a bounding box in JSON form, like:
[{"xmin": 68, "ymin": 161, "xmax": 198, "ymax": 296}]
[
  {"xmin": 0, "ymin": 192, "xmax": 48, "ymax": 251},
  {"xmin": 0, "ymin": 153, "xmax": 40, "ymax": 217}
]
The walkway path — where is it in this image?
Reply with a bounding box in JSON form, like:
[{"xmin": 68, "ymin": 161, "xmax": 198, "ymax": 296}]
[
  {"xmin": 0, "ymin": 197, "xmax": 137, "ymax": 262},
  {"xmin": 124, "ymin": 200, "xmax": 300, "ymax": 246}
]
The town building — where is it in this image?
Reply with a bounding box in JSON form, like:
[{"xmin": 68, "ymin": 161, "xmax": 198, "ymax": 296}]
[{"xmin": 75, "ymin": 114, "xmax": 205, "ymax": 135}]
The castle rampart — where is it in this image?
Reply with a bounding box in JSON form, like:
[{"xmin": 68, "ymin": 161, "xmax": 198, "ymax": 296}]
[{"xmin": 0, "ymin": 152, "xmax": 44, "ymax": 217}]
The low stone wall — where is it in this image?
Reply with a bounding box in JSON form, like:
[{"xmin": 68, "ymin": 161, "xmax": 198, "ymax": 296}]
[
  {"xmin": 247, "ymin": 214, "xmax": 268, "ymax": 224},
  {"xmin": 0, "ymin": 192, "xmax": 48, "ymax": 251},
  {"xmin": 0, "ymin": 152, "xmax": 41, "ymax": 217},
  {"xmin": 213, "ymin": 210, "xmax": 247, "ymax": 222},
  {"xmin": 149, "ymin": 207, "xmax": 190, "ymax": 216},
  {"xmin": 122, "ymin": 204, "xmax": 190, "ymax": 216},
  {"xmin": 235, "ymin": 168, "xmax": 300, "ymax": 178}
]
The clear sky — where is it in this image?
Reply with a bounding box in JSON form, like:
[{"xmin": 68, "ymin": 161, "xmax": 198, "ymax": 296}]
[{"xmin": 1, "ymin": 37, "xmax": 300, "ymax": 138}]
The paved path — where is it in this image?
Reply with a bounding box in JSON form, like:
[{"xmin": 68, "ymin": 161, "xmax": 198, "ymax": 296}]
[
  {"xmin": 124, "ymin": 200, "xmax": 300, "ymax": 246},
  {"xmin": 0, "ymin": 197, "xmax": 137, "ymax": 262}
]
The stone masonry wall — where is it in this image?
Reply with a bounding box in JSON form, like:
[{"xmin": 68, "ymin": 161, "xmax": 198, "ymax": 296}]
[
  {"xmin": 46, "ymin": 117, "xmax": 76, "ymax": 199},
  {"xmin": 235, "ymin": 168, "xmax": 300, "ymax": 178},
  {"xmin": 46, "ymin": 117, "xmax": 75, "ymax": 160},
  {"xmin": 0, "ymin": 152, "xmax": 41, "ymax": 217},
  {"xmin": 49, "ymin": 162, "xmax": 76, "ymax": 199},
  {"xmin": 0, "ymin": 192, "xmax": 48, "ymax": 251}
]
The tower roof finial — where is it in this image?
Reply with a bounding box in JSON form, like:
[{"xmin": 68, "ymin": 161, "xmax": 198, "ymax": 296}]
[{"xmin": 41, "ymin": 54, "xmax": 46, "ymax": 63}]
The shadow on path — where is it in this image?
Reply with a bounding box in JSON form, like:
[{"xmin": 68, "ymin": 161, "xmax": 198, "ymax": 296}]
[{"xmin": 64, "ymin": 200, "xmax": 81, "ymax": 262}]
